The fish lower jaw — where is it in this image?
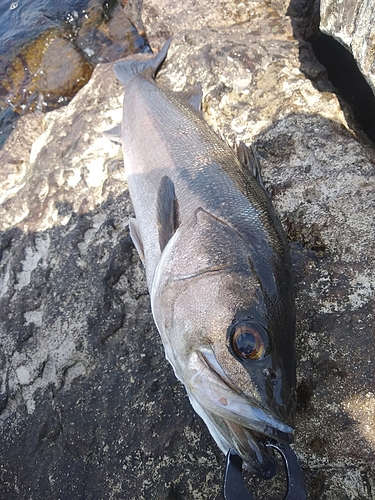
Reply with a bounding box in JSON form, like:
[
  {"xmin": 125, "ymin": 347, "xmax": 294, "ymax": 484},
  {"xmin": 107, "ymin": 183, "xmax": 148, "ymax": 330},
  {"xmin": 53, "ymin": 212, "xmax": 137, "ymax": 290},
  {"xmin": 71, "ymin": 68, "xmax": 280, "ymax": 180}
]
[
  {"xmin": 222, "ymin": 418, "xmax": 285, "ymax": 479},
  {"xmin": 189, "ymin": 392, "xmax": 292, "ymax": 479}
]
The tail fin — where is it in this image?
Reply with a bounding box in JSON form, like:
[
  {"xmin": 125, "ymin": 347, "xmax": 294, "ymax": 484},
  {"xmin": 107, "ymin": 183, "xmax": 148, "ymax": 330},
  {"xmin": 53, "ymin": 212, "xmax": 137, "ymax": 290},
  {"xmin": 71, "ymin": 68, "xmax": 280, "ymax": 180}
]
[{"xmin": 114, "ymin": 38, "xmax": 172, "ymax": 87}]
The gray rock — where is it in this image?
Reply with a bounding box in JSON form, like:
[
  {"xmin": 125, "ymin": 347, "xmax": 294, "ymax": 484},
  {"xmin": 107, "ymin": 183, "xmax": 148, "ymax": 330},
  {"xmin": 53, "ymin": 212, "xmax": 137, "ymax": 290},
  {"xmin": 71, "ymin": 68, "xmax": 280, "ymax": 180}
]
[
  {"xmin": 0, "ymin": 55, "xmax": 222, "ymax": 500},
  {"xmin": 320, "ymin": 0, "xmax": 375, "ymax": 95},
  {"xmin": 1, "ymin": 1, "xmax": 374, "ymax": 499}
]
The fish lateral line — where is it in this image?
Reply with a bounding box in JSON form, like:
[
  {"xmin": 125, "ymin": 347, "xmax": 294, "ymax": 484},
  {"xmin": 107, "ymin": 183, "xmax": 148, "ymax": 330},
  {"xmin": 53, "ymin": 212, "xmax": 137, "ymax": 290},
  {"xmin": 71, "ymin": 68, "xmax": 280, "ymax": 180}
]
[{"xmin": 168, "ymin": 263, "xmax": 249, "ymax": 282}]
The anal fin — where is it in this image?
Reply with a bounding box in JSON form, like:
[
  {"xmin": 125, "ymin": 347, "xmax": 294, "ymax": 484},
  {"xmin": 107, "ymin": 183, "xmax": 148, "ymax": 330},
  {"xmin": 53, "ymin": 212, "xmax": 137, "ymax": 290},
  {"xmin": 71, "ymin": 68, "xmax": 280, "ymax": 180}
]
[
  {"xmin": 129, "ymin": 218, "xmax": 145, "ymax": 264},
  {"xmin": 156, "ymin": 176, "xmax": 180, "ymax": 252},
  {"xmin": 104, "ymin": 124, "xmax": 122, "ymax": 144}
]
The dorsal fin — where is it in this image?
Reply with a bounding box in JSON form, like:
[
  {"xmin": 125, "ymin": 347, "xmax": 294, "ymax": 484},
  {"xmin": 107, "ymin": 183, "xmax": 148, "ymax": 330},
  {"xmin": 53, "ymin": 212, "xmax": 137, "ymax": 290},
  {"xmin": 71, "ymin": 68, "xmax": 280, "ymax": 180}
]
[
  {"xmin": 156, "ymin": 176, "xmax": 180, "ymax": 252},
  {"xmin": 237, "ymin": 142, "xmax": 271, "ymax": 198},
  {"xmin": 176, "ymin": 85, "xmax": 203, "ymax": 113}
]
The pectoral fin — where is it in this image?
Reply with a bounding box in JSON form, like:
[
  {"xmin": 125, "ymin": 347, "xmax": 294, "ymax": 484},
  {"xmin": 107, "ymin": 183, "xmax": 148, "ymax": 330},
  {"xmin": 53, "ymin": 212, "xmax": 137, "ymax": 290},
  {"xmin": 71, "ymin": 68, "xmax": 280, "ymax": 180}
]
[
  {"xmin": 129, "ymin": 218, "xmax": 145, "ymax": 264},
  {"xmin": 156, "ymin": 176, "xmax": 180, "ymax": 252},
  {"xmin": 155, "ymin": 208, "xmax": 254, "ymax": 282}
]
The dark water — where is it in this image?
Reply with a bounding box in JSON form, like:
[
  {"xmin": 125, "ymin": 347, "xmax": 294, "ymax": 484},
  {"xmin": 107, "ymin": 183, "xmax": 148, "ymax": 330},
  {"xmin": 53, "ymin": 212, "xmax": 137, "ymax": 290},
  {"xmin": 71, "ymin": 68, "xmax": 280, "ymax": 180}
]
[{"xmin": 0, "ymin": 0, "xmax": 149, "ymax": 148}]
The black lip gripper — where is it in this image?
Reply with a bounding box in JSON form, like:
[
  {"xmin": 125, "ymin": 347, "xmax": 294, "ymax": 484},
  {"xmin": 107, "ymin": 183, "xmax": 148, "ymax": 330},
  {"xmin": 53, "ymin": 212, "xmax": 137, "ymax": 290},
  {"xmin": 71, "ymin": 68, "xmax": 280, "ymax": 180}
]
[{"xmin": 223, "ymin": 442, "xmax": 306, "ymax": 500}]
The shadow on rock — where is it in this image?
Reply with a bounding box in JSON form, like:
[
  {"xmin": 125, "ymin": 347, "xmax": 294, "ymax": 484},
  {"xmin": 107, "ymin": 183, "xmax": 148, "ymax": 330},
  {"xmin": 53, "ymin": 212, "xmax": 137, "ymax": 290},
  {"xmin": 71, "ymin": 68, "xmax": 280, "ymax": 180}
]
[
  {"xmin": 0, "ymin": 193, "xmax": 223, "ymax": 500},
  {"xmin": 287, "ymin": 0, "xmax": 375, "ymax": 144},
  {"xmin": 0, "ymin": 52, "xmax": 374, "ymax": 498}
]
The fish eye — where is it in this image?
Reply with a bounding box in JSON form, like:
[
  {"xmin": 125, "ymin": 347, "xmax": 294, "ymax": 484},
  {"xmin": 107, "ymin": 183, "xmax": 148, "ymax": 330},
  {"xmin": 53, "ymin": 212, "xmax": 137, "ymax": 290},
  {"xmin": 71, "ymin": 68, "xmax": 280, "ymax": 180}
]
[{"xmin": 230, "ymin": 320, "xmax": 268, "ymax": 360}]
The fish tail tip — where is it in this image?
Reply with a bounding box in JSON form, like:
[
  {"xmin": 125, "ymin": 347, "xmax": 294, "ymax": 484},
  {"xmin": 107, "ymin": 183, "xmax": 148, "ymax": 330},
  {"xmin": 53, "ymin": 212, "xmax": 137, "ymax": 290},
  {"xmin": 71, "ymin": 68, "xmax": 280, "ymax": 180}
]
[{"xmin": 114, "ymin": 37, "xmax": 173, "ymax": 87}]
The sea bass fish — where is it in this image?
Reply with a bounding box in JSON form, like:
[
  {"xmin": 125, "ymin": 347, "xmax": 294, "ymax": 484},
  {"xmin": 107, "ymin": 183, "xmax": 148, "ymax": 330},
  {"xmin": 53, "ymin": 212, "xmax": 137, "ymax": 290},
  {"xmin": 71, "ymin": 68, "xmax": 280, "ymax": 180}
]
[{"xmin": 111, "ymin": 39, "xmax": 296, "ymax": 478}]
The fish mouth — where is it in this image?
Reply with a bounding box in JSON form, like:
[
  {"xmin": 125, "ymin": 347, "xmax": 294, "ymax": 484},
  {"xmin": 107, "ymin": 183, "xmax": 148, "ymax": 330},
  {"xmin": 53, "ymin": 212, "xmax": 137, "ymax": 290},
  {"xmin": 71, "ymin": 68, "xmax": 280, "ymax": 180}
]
[
  {"xmin": 186, "ymin": 349, "xmax": 294, "ymax": 479},
  {"xmin": 212, "ymin": 416, "xmax": 289, "ymax": 479}
]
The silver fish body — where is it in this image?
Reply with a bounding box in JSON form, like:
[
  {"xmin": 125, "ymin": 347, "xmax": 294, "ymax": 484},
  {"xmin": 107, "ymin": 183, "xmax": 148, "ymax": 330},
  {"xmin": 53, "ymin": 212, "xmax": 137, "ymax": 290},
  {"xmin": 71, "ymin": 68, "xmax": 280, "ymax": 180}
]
[{"xmin": 112, "ymin": 40, "xmax": 296, "ymax": 478}]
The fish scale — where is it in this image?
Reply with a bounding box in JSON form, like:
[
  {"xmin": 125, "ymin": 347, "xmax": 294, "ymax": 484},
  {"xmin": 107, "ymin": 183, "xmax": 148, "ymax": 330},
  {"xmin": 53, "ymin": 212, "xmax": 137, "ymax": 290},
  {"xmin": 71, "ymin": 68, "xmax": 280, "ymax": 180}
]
[
  {"xmin": 110, "ymin": 38, "xmax": 297, "ymax": 481},
  {"xmin": 123, "ymin": 76, "xmax": 281, "ymax": 290}
]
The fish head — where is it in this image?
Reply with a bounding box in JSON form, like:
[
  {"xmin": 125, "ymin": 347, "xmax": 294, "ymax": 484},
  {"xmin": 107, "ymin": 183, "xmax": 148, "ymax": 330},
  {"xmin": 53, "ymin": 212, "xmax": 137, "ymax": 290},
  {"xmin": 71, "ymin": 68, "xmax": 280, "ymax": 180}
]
[{"xmin": 151, "ymin": 207, "xmax": 296, "ymax": 478}]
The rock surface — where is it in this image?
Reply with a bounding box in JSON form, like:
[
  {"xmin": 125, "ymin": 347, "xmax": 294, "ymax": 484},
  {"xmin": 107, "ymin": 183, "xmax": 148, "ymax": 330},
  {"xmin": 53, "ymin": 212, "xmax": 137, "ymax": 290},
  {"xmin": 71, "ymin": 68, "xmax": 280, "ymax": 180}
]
[
  {"xmin": 75, "ymin": 0, "xmax": 149, "ymax": 64},
  {"xmin": 1, "ymin": 1, "xmax": 375, "ymax": 500},
  {"xmin": 320, "ymin": 0, "xmax": 375, "ymax": 95},
  {"xmin": 3, "ymin": 30, "xmax": 94, "ymax": 113},
  {"xmin": 0, "ymin": 0, "xmax": 149, "ymax": 148}
]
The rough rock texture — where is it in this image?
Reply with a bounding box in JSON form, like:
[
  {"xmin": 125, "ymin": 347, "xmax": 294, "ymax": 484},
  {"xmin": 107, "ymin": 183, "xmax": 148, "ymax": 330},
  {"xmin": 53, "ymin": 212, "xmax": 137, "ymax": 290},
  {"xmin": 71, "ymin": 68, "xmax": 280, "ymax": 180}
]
[
  {"xmin": 1, "ymin": 1, "xmax": 375, "ymax": 499},
  {"xmin": 75, "ymin": 0, "xmax": 149, "ymax": 64},
  {"xmin": 320, "ymin": 0, "xmax": 375, "ymax": 95}
]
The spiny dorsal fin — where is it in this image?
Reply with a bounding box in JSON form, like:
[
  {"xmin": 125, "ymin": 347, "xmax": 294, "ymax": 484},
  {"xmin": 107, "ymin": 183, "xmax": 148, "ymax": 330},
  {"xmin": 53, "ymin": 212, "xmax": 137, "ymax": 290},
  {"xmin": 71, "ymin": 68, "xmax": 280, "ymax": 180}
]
[
  {"xmin": 156, "ymin": 176, "xmax": 180, "ymax": 252},
  {"xmin": 237, "ymin": 142, "xmax": 271, "ymax": 198},
  {"xmin": 129, "ymin": 218, "xmax": 145, "ymax": 264}
]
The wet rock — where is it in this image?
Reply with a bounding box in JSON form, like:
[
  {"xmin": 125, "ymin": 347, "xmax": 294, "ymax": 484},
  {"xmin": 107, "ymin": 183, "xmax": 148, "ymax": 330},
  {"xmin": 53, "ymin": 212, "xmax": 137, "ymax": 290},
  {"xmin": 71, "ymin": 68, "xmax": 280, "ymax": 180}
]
[
  {"xmin": 1, "ymin": 1, "xmax": 375, "ymax": 499},
  {"xmin": 75, "ymin": 0, "xmax": 149, "ymax": 64},
  {"xmin": 0, "ymin": 2, "xmax": 92, "ymax": 147},
  {"xmin": 38, "ymin": 36, "xmax": 93, "ymax": 98},
  {"xmin": 2, "ymin": 30, "xmax": 93, "ymax": 115},
  {"xmin": 320, "ymin": 0, "xmax": 375, "ymax": 96},
  {"xmin": 0, "ymin": 0, "xmax": 148, "ymax": 149},
  {"xmin": 0, "ymin": 1, "xmax": 89, "ymax": 62}
]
